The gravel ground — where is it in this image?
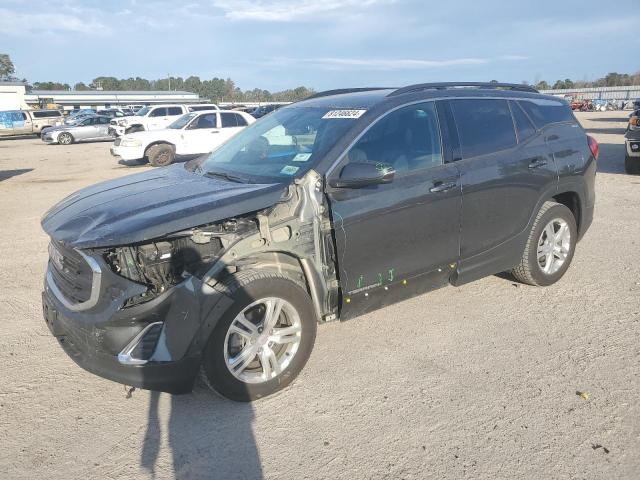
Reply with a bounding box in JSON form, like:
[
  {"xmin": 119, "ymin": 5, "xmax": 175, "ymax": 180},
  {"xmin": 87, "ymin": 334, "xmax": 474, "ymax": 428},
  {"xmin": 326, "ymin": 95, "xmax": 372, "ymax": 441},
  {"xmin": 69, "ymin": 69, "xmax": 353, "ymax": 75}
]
[{"xmin": 0, "ymin": 112, "xmax": 638, "ymax": 480}]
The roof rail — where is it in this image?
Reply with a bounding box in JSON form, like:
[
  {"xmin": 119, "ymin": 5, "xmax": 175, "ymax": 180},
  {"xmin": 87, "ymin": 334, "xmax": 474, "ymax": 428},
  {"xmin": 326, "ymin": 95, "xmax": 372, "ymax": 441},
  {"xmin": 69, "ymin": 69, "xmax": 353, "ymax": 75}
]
[
  {"xmin": 305, "ymin": 87, "xmax": 391, "ymax": 100},
  {"xmin": 388, "ymin": 82, "xmax": 538, "ymax": 97}
]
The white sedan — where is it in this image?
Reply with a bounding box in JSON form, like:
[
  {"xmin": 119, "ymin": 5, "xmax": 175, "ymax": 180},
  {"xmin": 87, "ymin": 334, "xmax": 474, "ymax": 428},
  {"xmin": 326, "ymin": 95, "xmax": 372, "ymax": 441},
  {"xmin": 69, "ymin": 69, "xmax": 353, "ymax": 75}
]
[{"xmin": 110, "ymin": 110, "xmax": 255, "ymax": 167}]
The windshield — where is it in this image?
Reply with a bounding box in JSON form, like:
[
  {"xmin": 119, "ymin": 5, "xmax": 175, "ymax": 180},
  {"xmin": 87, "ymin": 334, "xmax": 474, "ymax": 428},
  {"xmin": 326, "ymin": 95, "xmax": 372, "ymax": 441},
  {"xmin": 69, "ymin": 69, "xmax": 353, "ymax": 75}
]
[
  {"xmin": 169, "ymin": 112, "xmax": 198, "ymax": 129},
  {"xmin": 135, "ymin": 106, "xmax": 151, "ymax": 117},
  {"xmin": 191, "ymin": 106, "xmax": 360, "ymax": 183}
]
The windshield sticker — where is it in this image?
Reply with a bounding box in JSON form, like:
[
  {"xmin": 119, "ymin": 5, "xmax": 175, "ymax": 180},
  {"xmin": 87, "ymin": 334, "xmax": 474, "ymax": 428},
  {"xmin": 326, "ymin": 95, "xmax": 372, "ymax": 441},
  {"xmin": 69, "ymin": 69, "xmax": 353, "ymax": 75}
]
[
  {"xmin": 292, "ymin": 153, "xmax": 312, "ymax": 162},
  {"xmin": 280, "ymin": 165, "xmax": 300, "ymax": 175},
  {"xmin": 322, "ymin": 109, "xmax": 367, "ymax": 119}
]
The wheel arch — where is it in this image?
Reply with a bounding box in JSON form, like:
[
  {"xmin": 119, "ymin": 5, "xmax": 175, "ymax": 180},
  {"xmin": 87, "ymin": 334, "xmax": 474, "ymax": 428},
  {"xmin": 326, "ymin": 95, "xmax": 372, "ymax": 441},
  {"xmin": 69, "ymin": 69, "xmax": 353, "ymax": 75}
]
[
  {"xmin": 215, "ymin": 250, "xmax": 326, "ymax": 323},
  {"xmin": 552, "ymin": 190, "xmax": 582, "ymax": 234}
]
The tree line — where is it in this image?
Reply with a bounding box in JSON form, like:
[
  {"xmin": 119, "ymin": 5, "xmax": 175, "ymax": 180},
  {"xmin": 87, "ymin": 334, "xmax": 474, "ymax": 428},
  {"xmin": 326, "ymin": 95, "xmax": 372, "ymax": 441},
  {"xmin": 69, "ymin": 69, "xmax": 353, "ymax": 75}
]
[{"xmin": 533, "ymin": 71, "xmax": 640, "ymax": 91}]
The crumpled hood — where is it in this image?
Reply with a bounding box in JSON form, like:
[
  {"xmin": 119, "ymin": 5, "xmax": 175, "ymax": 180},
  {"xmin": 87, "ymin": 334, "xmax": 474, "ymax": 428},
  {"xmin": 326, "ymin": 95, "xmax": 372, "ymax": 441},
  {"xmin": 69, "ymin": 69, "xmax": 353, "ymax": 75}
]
[{"xmin": 42, "ymin": 164, "xmax": 286, "ymax": 249}]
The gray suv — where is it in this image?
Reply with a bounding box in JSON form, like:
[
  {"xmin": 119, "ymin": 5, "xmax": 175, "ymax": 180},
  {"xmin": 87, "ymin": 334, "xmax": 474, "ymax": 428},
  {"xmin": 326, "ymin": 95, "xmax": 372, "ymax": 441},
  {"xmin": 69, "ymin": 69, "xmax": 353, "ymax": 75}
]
[{"xmin": 41, "ymin": 83, "xmax": 597, "ymax": 401}]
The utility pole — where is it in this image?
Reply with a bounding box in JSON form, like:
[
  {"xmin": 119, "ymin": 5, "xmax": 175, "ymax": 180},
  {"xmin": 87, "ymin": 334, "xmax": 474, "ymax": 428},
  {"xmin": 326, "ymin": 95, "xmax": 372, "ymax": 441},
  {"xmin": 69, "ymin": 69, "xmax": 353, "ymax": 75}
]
[{"xmin": 168, "ymin": 74, "xmax": 171, "ymax": 91}]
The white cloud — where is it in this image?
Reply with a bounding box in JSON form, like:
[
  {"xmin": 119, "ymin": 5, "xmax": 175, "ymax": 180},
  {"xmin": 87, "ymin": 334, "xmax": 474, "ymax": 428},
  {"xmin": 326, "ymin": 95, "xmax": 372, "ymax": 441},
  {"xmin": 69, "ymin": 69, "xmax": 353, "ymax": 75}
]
[
  {"xmin": 212, "ymin": 0, "xmax": 393, "ymax": 22},
  {"xmin": 0, "ymin": 8, "xmax": 109, "ymax": 35},
  {"xmin": 258, "ymin": 56, "xmax": 490, "ymax": 70}
]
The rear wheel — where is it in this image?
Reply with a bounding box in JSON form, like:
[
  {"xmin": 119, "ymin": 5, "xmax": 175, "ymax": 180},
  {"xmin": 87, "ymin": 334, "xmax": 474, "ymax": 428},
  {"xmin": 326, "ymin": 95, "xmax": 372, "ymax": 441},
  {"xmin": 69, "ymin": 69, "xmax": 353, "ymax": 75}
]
[
  {"xmin": 625, "ymin": 153, "xmax": 640, "ymax": 174},
  {"xmin": 58, "ymin": 132, "xmax": 74, "ymax": 145},
  {"xmin": 512, "ymin": 201, "xmax": 577, "ymax": 286},
  {"xmin": 146, "ymin": 143, "xmax": 176, "ymax": 167},
  {"xmin": 201, "ymin": 270, "xmax": 316, "ymax": 402}
]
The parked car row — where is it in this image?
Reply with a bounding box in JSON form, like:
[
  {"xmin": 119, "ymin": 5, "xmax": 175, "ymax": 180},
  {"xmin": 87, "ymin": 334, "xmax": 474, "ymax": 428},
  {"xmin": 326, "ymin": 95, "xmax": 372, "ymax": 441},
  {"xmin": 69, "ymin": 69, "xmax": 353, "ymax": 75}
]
[{"xmin": 110, "ymin": 110, "xmax": 255, "ymax": 166}]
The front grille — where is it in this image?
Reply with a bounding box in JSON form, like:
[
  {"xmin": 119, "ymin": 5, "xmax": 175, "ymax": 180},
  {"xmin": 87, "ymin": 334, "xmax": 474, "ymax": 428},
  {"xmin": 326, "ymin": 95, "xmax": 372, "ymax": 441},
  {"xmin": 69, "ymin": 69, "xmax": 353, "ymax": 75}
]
[
  {"xmin": 48, "ymin": 242, "xmax": 93, "ymax": 304},
  {"xmin": 113, "ymin": 137, "xmax": 121, "ymax": 146}
]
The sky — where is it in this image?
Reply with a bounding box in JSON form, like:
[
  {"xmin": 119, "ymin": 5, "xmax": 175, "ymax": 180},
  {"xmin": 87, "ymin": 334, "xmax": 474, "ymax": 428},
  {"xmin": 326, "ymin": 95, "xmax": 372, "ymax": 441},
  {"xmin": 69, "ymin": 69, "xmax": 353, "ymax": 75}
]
[{"xmin": 1, "ymin": 0, "xmax": 639, "ymax": 92}]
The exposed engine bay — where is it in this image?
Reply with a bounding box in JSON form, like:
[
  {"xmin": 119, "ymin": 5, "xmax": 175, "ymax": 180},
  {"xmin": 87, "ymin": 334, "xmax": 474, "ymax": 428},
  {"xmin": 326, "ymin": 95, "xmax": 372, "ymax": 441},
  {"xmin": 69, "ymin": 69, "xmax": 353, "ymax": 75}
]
[{"xmin": 102, "ymin": 170, "xmax": 339, "ymax": 320}]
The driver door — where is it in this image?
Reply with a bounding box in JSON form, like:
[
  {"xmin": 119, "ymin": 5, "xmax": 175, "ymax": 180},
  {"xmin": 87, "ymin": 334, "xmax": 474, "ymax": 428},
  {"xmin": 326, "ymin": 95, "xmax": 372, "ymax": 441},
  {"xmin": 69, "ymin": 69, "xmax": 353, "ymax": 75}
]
[{"xmin": 325, "ymin": 101, "xmax": 462, "ymax": 319}]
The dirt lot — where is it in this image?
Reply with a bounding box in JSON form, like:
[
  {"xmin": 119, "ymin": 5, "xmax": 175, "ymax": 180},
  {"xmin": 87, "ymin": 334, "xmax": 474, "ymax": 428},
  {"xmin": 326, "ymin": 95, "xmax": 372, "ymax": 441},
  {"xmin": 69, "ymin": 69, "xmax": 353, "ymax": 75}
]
[{"xmin": 0, "ymin": 112, "xmax": 638, "ymax": 480}]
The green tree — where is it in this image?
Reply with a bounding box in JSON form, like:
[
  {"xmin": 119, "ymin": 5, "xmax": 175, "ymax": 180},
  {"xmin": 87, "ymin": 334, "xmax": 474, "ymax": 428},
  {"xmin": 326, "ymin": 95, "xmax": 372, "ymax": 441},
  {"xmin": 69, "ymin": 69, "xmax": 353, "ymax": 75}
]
[
  {"xmin": 535, "ymin": 80, "xmax": 550, "ymax": 90},
  {"xmin": 0, "ymin": 53, "xmax": 15, "ymax": 79},
  {"xmin": 74, "ymin": 82, "xmax": 90, "ymax": 91}
]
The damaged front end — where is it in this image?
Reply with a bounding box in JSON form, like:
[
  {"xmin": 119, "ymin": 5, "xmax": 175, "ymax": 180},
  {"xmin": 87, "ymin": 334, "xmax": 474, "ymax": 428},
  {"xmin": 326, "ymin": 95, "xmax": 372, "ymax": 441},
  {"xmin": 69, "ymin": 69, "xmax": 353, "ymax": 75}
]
[{"xmin": 42, "ymin": 169, "xmax": 338, "ymax": 393}]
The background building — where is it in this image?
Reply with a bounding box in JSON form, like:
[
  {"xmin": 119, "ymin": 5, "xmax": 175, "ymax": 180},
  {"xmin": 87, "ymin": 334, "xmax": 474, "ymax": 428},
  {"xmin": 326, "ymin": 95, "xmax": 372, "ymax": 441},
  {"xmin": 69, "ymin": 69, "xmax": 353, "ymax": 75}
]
[{"xmin": 0, "ymin": 82, "xmax": 29, "ymax": 110}]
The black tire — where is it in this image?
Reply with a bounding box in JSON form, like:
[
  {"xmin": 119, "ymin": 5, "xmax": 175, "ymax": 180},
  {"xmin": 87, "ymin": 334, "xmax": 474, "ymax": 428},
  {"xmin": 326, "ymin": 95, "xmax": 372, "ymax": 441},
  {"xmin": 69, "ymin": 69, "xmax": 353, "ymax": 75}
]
[
  {"xmin": 512, "ymin": 201, "xmax": 577, "ymax": 286},
  {"xmin": 201, "ymin": 270, "xmax": 317, "ymax": 402},
  {"xmin": 146, "ymin": 143, "xmax": 176, "ymax": 167},
  {"xmin": 625, "ymin": 153, "xmax": 640, "ymax": 174},
  {"xmin": 58, "ymin": 132, "xmax": 74, "ymax": 145}
]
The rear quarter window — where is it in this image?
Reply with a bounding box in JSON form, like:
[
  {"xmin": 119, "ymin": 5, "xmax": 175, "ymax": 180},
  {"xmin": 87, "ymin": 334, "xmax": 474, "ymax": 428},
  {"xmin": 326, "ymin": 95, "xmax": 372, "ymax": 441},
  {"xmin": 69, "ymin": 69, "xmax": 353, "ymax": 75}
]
[
  {"xmin": 510, "ymin": 101, "xmax": 537, "ymax": 142},
  {"xmin": 518, "ymin": 99, "xmax": 575, "ymax": 129},
  {"xmin": 32, "ymin": 111, "xmax": 61, "ymax": 118},
  {"xmin": 451, "ymin": 99, "xmax": 516, "ymax": 159}
]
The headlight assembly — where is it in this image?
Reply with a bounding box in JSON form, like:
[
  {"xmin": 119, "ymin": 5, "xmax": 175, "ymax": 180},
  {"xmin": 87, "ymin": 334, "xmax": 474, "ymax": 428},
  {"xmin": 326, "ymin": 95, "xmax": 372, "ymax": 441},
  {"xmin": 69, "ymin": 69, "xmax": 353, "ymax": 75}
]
[{"xmin": 121, "ymin": 138, "xmax": 142, "ymax": 147}]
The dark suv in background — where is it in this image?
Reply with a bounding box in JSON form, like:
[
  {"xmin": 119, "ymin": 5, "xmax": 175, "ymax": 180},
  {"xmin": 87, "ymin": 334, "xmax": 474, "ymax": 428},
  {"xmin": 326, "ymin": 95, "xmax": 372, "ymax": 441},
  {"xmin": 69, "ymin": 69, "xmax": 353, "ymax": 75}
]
[{"xmin": 41, "ymin": 83, "xmax": 597, "ymax": 401}]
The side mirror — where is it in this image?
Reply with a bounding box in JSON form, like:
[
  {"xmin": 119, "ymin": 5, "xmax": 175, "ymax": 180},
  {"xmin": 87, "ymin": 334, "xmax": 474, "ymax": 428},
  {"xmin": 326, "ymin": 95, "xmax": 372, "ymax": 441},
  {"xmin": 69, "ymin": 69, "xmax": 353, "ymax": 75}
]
[{"xmin": 329, "ymin": 162, "xmax": 395, "ymax": 189}]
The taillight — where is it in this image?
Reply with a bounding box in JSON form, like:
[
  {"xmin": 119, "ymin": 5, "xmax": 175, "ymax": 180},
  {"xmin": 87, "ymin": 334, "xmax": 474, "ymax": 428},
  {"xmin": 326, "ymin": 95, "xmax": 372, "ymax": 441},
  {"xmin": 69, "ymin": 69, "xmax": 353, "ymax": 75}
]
[{"xmin": 587, "ymin": 135, "xmax": 599, "ymax": 160}]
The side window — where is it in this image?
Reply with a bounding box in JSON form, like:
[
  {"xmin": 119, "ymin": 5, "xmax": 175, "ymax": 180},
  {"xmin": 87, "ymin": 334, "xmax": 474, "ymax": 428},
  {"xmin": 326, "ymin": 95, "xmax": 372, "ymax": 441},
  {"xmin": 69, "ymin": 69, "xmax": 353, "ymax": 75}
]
[
  {"xmin": 149, "ymin": 108, "xmax": 167, "ymax": 117},
  {"xmin": 220, "ymin": 112, "xmax": 238, "ymax": 128},
  {"xmin": 510, "ymin": 101, "xmax": 537, "ymax": 143},
  {"xmin": 191, "ymin": 113, "xmax": 217, "ymax": 129},
  {"xmin": 518, "ymin": 99, "xmax": 575, "ymax": 129},
  {"xmin": 99, "ymin": 117, "xmax": 111, "ymax": 124},
  {"xmin": 451, "ymin": 99, "xmax": 516, "ymax": 158},
  {"xmin": 167, "ymin": 107, "xmax": 183, "ymax": 116},
  {"xmin": 21, "ymin": 112, "xmax": 28, "ymax": 120},
  {"xmin": 234, "ymin": 113, "xmax": 248, "ymax": 126},
  {"xmin": 344, "ymin": 102, "xmax": 443, "ymax": 174},
  {"xmin": 80, "ymin": 118, "xmax": 94, "ymax": 126}
]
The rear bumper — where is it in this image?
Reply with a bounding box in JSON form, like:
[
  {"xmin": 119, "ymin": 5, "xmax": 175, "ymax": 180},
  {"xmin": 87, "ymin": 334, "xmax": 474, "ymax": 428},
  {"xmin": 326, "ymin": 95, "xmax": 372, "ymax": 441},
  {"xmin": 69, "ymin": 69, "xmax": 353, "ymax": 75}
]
[{"xmin": 626, "ymin": 139, "xmax": 640, "ymax": 158}]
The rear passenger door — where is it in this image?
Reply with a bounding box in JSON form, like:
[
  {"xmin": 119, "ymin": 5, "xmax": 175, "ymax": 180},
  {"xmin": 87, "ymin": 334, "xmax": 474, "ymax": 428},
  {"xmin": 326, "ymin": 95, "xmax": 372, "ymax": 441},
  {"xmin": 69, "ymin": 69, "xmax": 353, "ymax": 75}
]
[
  {"xmin": 217, "ymin": 112, "xmax": 248, "ymax": 145},
  {"xmin": 326, "ymin": 101, "xmax": 461, "ymax": 319},
  {"xmin": 448, "ymin": 98, "xmax": 557, "ymax": 283}
]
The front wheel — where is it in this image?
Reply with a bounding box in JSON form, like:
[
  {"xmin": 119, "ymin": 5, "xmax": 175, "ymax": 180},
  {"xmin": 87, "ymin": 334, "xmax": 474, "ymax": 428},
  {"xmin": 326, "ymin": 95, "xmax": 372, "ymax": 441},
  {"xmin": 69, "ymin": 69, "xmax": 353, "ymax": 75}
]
[
  {"xmin": 201, "ymin": 270, "xmax": 317, "ymax": 401},
  {"xmin": 146, "ymin": 143, "xmax": 176, "ymax": 167},
  {"xmin": 512, "ymin": 201, "xmax": 577, "ymax": 286},
  {"xmin": 58, "ymin": 132, "xmax": 74, "ymax": 145}
]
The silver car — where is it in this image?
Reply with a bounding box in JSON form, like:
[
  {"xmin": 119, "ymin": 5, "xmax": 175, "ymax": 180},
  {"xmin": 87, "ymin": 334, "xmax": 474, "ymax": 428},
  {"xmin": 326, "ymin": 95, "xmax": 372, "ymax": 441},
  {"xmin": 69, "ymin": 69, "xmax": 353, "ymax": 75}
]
[{"xmin": 42, "ymin": 115, "xmax": 114, "ymax": 145}]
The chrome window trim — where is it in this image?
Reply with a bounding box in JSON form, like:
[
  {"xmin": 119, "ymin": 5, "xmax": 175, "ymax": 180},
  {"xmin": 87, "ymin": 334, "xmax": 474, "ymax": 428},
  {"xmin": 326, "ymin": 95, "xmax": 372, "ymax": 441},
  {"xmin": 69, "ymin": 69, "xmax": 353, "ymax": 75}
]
[
  {"xmin": 117, "ymin": 322, "xmax": 164, "ymax": 365},
  {"xmin": 46, "ymin": 248, "xmax": 102, "ymax": 312},
  {"xmin": 325, "ymin": 94, "xmax": 547, "ymax": 179}
]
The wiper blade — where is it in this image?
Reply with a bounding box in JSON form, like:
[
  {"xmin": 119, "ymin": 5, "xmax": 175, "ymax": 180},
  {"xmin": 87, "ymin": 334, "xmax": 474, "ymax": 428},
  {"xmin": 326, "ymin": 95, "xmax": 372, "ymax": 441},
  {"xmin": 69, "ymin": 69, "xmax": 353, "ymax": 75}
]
[{"xmin": 204, "ymin": 170, "xmax": 247, "ymax": 183}]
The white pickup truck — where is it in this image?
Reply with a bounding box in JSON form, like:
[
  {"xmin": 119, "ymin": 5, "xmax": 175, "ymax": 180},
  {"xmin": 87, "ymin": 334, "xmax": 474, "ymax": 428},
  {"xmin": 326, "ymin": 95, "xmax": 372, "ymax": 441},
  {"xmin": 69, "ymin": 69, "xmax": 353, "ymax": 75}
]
[
  {"xmin": 110, "ymin": 110, "xmax": 255, "ymax": 166},
  {"xmin": 108, "ymin": 103, "xmax": 219, "ymax": 137}
]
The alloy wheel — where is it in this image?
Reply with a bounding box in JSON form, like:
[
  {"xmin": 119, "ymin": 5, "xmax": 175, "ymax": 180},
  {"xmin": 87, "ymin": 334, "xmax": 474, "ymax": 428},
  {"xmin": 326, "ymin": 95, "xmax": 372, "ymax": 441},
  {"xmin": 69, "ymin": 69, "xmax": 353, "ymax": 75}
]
[
  {"xmin": 223, "ymin": 297, "xmax": 302, "ymax": 384},
  {"xmin": 537, "ymin": 218, "xmax": 571, "ymax": 275}
]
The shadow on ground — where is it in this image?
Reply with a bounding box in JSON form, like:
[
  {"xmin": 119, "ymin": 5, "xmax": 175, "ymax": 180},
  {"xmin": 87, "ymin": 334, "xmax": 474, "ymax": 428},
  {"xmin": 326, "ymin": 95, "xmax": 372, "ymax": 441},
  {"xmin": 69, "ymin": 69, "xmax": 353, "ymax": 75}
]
[
  {"xmin": 141, "ymin": 386, "xmax": 262, "ymax": 479},
  {"xmin": 597, "ymin": 143, "xmax": 626, "ymax": 174},
  {"xmin": 0, "ymin": 168, "xmax": 33, "ymax": 181}
]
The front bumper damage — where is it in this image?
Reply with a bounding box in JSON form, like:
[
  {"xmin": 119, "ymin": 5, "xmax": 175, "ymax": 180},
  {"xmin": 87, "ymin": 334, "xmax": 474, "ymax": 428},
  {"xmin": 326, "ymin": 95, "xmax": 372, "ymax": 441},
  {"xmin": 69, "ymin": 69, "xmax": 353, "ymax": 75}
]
[{"xmin": 42, "ymin": 254, "xmax": 234, "ymax": 393}]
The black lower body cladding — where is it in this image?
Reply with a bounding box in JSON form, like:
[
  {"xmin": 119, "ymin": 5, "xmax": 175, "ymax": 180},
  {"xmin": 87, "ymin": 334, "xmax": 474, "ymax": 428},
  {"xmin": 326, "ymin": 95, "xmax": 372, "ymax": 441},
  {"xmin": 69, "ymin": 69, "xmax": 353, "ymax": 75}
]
[{"xmin": 42, "ymin": 261, "xmax": 235, "ymax": 394}]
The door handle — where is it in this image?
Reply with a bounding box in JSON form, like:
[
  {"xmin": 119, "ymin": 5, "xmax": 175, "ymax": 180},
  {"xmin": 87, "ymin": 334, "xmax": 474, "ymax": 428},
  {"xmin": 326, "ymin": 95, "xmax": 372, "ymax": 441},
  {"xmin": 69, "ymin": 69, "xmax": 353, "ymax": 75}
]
[
  {"xmin": 429, "ymin": 181, "xmax": 456, "ymax": 193},
  {"xmin": 528, "ymin": 158, "xmax": 547, "ymax": 169}
]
